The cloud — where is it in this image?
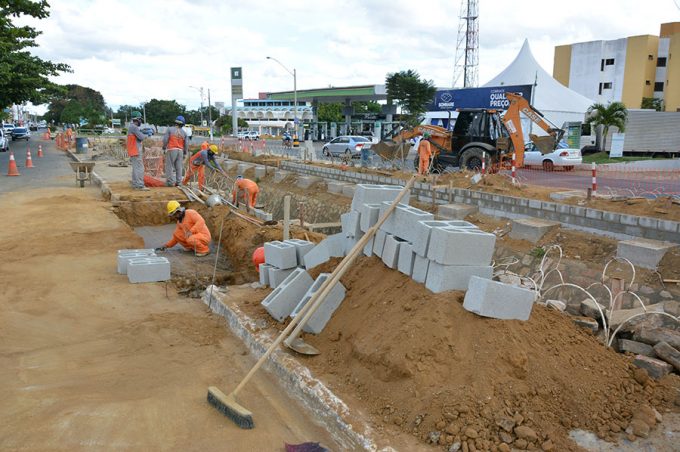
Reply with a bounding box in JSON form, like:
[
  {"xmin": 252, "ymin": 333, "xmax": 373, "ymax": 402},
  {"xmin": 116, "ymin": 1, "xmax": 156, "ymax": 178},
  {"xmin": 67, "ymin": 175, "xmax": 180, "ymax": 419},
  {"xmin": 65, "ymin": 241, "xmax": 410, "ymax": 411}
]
[{"xmin": 16, "ymin": 0, "xmax": 680, "ymax": 114}]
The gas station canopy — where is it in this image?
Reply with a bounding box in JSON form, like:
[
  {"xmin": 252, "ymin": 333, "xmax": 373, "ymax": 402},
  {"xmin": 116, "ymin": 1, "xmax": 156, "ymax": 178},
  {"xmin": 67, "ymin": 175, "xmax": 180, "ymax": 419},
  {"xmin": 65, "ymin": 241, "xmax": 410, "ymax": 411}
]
[{"xmin": 266, "ymin": 85, "xmax": 387, "ymax": 103}]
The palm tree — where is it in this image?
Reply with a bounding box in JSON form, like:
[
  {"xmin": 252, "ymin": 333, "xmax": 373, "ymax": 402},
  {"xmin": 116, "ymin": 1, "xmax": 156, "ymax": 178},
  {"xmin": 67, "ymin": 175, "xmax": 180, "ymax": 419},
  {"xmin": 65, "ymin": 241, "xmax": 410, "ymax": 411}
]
[{"xmin": 585, "ymin": 102, "xmax": 628, "ymax": 152}]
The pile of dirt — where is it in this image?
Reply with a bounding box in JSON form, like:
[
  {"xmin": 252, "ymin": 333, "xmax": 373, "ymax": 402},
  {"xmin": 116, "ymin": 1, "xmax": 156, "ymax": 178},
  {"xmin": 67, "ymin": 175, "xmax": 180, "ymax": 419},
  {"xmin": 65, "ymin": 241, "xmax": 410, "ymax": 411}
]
[{"xmin": 295, "ymin": 257, "xmax": 680, "ymax": 451}]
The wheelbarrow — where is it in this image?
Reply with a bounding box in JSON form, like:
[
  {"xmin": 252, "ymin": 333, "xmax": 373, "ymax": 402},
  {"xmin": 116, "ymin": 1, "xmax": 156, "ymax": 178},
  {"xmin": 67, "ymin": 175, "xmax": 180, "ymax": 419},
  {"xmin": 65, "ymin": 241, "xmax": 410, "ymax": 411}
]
[{"xmin": 69, "ymin": 161, "xmax": 96, "ymax": 187}]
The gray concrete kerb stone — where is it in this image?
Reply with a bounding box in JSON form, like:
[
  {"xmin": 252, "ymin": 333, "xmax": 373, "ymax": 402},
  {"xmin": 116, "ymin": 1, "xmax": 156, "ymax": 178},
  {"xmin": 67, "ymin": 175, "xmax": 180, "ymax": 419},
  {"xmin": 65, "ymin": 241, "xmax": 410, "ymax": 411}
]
[
  {"xmin": 509, "ymin": 218, "xmax": 560, "ymax": 243},
  {"xmin": 617, "ymin": 238, "xmax": 677, "ymax": 270}
]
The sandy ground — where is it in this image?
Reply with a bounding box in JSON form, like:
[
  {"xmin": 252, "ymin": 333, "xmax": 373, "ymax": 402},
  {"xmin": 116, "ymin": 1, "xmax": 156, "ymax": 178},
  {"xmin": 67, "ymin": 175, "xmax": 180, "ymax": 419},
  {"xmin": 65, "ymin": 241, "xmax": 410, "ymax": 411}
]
[{"xmin": 0, "ymin": 181, "xmax": 335, "ymax": 450}]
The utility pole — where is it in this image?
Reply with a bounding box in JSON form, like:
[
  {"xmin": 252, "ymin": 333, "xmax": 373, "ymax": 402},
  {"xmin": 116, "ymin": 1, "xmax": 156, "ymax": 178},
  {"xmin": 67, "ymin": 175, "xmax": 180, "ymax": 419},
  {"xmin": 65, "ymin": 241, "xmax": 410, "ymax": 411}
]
[{"xmin": 208, "ymin": 88, "xmax": 213, "ymax": 141}]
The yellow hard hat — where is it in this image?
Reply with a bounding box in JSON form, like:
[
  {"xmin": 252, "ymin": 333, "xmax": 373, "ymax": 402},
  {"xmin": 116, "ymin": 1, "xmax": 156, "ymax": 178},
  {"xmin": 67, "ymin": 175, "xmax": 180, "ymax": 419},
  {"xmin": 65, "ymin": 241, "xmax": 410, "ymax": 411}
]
[
  {"xmin": 209, "ymin": 144, "xmax": 219, "ymax": 154},
  {"xmin": 166, "ymin": 200, "xmax": 181, "ymax": 216}
]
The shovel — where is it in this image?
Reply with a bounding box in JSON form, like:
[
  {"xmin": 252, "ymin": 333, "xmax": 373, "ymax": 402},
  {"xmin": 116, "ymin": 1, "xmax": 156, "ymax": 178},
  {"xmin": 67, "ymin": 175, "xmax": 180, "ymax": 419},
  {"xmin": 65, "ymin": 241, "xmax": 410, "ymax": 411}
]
[{"xmin": 284, "ymin": 175, "xmax": 416, "ymax": 355}]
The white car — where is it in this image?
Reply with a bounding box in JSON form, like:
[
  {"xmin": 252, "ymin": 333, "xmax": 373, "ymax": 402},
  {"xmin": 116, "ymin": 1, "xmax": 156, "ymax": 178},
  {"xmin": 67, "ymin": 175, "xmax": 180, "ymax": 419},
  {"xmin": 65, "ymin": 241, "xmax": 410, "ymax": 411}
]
[
  {"xmin": 523, "ymin": 143, "xmax": 582, "ymax": 171},
  {"xmin": 238, "ymin": 131, "xmax": 259, "ymax": 140},
  {"xmin": 0, "ymin": 129, "xmax": 9, "ymax": 152}
]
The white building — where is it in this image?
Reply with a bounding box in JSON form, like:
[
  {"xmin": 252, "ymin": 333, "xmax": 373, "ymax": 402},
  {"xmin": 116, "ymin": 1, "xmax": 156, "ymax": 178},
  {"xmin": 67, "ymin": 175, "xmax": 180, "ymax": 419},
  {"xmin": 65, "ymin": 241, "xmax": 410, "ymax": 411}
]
[{"xmin": 230, "ymin": 99, "xmax": 313, "ymax": 134}]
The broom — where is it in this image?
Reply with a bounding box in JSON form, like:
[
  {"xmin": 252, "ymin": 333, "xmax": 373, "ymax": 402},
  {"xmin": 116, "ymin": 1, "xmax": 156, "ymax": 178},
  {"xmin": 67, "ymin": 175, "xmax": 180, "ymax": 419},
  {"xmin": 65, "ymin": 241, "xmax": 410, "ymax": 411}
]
[{"xmin": 207, "ymin": 175, "xmax": 417, "ymax": 428}]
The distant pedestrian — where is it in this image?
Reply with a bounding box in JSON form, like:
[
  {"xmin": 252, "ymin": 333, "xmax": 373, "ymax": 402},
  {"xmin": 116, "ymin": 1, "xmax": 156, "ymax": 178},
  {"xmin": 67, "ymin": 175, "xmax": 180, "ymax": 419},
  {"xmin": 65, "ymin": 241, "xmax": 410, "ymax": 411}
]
[
  {"xmin": 126, "ymin": 111, "xmax": 149, "ymax": 190},
  {"xmin": 162, "ymin": 115, "xmax": 188, "ymax": 186}
]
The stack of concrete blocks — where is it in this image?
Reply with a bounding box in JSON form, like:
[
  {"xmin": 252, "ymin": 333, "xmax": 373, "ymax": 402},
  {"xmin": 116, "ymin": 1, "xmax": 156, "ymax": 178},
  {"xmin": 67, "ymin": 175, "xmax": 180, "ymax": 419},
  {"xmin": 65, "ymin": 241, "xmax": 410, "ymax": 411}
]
[
  {"xmin": 290, "ymin": 273, "xmax": 346, "ymax": 334},
  {"xmin": 117, "ymin": 249, "xmax": 156, "ymax": 274},
  {"xmin": 463, "ymin": 276, "xmax": 535, "ymax": 321},
  {"xmin": 264, "ymin": 241, "xmax": 299, "ymax": 288},
  {"xmin": 261, "ymin": 268, "xmax": 314, "ymax": 322},
  {"xmin": 303, "ymin": 233, "xmax": 346, "ymax": 270},
  {"xmin": 327, "ymin": 181, "xmax": 349, "ymax": 194},
  {"xmin": 127, "ymin": 256, "xmax": 171, "ymax": 284}
]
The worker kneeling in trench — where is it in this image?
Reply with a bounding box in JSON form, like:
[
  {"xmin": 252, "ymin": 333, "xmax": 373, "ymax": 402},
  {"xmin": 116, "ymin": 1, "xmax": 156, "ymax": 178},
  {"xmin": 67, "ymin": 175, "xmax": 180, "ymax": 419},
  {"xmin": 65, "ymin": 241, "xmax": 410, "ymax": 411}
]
[{"xmin": 156, "ymin": 200, "xmax": 211, "ymax": 257}]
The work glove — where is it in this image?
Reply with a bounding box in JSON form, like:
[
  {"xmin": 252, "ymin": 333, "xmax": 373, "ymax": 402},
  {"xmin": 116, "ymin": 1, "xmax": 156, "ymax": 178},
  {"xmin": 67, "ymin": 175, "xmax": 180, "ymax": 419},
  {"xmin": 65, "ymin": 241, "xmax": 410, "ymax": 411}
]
[{"xmin": 154, "ymin": 246, "xmax": 167, "ymax": 252}]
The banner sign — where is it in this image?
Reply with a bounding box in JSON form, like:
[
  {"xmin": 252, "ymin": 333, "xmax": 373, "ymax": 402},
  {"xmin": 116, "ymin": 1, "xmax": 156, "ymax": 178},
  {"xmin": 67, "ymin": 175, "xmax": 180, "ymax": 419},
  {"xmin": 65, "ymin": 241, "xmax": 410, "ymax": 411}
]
[
  {"xmin": 231, "ymin": 67, "xmax": 243, "ymax": 97},
  {"xmin": 429, "ymin": 85, "xmax": 533, "ymax": 112}
]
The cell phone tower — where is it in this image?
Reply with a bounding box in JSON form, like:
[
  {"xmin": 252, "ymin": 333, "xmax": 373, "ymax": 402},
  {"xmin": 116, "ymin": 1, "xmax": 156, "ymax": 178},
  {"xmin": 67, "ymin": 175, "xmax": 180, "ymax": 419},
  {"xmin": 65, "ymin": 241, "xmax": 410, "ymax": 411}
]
[{"xmin": 452, "ymin": 0, "xmax": 479, "ymax": 88}]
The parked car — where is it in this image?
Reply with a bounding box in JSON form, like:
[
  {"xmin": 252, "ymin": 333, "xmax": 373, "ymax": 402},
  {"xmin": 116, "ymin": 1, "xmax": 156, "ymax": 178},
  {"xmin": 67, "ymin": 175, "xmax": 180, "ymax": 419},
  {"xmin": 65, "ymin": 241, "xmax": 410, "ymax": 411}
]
[
  {"xmin": 0, "ymin": 129, "xmax": 9, "ymax": 152},
  {"xmin": 523, "ymin": 143, "xmax": 582, "ymax": 171},
  {"xmin": 237, "ymin": 130, "xmax": 259, "ymax": 140},
  {"xmin": 3, "ymin": 123, "xmax": 15, "ymax": 134},
  {"xmin": 321, "ymin": 136, "xmax": 372, "ymax": 158},
  {"xmin": 11, "ymin": 127, "xmax": 30, "ymax": 141}
]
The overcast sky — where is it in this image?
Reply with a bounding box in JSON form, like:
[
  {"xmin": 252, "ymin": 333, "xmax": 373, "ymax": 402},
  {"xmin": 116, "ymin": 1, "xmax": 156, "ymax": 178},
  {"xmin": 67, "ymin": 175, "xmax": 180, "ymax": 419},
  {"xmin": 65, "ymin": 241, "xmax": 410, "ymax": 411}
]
[{"xmin": 20, "ymin": 0, "xmax": 680, "ymax": 112}]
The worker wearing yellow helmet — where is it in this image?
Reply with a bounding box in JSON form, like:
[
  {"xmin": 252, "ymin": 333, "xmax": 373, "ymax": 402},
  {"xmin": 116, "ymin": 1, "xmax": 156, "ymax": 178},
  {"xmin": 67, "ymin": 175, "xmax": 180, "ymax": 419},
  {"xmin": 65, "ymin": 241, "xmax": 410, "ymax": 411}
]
[
  {"xmin": 155, "ymin": 200, "xmax": 212, "ymax": 257},
  {"xmin": 182, "ymin": 143, "xmax": 228, "ymax": 190}
]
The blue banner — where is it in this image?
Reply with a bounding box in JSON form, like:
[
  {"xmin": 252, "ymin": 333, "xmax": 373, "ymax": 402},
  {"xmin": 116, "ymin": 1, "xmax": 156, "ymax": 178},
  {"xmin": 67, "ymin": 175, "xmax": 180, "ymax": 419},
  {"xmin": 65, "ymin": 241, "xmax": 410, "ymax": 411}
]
[{"xmin": 429, "ymin": 85, "xmax": 533, "ymax": 112}]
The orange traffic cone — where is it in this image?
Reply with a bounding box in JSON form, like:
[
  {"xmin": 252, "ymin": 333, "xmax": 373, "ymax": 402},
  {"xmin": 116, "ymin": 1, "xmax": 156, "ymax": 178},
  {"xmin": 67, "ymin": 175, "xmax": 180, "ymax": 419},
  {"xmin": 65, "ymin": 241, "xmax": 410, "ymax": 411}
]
[
  {"xmin": 37, "ymin": 145, "xmax": 44, "ymax": 158},
  {"xmin": 26, "ymin": 149, "xmax": 34, "ymax": 168},
  {"xmin": 7, "ymin": 152, "xmax": 20, "ymax": 176}
]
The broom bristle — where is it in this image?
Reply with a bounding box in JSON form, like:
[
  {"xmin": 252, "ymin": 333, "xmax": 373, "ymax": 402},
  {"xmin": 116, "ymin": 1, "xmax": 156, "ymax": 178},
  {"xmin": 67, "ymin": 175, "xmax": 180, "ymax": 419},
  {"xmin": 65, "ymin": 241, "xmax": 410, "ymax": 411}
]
[{"xmin": 207, "ymin": 386, "xmax": 254, "ymax": 429}]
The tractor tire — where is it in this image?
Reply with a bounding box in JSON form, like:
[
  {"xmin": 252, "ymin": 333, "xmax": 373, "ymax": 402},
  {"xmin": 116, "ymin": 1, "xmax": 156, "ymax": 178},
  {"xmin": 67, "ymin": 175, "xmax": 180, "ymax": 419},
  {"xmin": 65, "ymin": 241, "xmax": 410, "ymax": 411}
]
[{"xmin": 459, "ymin": 148, "xmax": 487, "ymax": 171}]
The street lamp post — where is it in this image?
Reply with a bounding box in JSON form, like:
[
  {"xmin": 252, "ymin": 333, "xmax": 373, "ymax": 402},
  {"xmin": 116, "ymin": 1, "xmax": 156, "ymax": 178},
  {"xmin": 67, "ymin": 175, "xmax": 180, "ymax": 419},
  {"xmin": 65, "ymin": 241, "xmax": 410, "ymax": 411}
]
[{"xmin": 266, "ymin": 56, "xmax": 297, "ymax": 139}]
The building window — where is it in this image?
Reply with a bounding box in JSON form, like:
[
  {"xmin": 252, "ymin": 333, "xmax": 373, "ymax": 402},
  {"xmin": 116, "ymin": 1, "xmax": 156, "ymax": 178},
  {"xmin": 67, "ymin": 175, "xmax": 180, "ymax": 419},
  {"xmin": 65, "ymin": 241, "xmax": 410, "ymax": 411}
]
[
  {"xmin": 646, "ymin": 80, "xmax": 651, "ymax": 85},
  {"xmin": 605, "ymin": 58, "xmax": 615, "ymax": 65},
  {"xmin": 603, "ymin": 82, "xmax": 612, "ymax": 89},
  {"xmin": 657, "ymin": 57, "xmax": 667, "ymax": 67},
  {"xmin": 654, "ymin": 82, "xmax": 664, "ymax": 92},
  {"xmin": 600, "ymin": 59, "xmax": 605, "ymax": 71},
  {"xmin": 598, "ymin": 83, "xmax": 603, "ymax": 95}
]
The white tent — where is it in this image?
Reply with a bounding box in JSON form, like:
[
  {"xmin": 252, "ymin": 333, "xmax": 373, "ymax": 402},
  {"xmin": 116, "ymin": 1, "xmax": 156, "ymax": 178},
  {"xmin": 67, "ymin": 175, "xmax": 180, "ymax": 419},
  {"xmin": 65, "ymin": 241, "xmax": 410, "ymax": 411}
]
[{"xmin": 484, "ymin": 39, "xmax": 595, "ymax": 133}]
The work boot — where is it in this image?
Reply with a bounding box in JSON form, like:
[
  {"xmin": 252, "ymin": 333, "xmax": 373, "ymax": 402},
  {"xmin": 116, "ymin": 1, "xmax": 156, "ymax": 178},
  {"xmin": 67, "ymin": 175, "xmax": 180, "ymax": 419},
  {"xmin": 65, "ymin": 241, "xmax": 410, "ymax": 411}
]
[
  {"xmin": 195, "ymin": 251, "xmax": 209, "ymax": 257},
  {"xmin": 135, "ymin": 186, "xmax": 150, "ymax": 191}
]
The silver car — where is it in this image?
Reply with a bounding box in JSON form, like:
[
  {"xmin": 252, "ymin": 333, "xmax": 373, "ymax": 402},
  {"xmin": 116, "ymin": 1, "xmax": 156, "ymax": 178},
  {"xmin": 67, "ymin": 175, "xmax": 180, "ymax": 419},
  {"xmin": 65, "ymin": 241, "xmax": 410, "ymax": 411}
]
[
  {"xmin": 321, "ymin": 135, "xmax": 372, "ymax": 158},
  {"xmin": 0, "ymin": 129, "xmax": 8, "ymax": 152}
]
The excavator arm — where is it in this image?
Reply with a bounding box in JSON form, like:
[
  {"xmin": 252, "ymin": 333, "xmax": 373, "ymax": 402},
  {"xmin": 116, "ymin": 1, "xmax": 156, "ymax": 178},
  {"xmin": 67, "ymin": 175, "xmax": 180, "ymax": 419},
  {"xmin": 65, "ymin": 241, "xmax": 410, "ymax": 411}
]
[
  {"xmin": 373, "ymin": 124, "xmax": 451, "ymax": 162},
  {"xmin": 502, "ymin": 92, "xmax": 565, "ymax": 167}
]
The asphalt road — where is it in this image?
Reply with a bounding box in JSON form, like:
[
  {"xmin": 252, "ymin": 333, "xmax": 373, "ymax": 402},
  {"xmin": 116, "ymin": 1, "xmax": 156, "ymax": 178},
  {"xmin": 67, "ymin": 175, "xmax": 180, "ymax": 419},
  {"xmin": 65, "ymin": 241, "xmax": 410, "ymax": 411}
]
[{"xmin": 0, "ymin": 137, "xmax": 74, "ymax": 194}]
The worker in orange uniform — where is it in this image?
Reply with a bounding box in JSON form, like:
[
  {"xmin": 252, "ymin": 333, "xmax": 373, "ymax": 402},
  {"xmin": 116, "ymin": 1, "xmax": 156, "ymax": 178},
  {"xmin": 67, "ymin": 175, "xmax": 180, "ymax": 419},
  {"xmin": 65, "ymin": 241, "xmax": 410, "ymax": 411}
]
[
  {"xmin": 418, "ymin": 131, "xmax": 433, "ymax": 175},
  {"xmin": 232, "ymin": 176, "xmax": 260, "ymax": 209},
  {"xmin": 155, "ymin": 201, "xmax": 211, "ymax": 256},
  {"xmin": 162, "ymin": 115, "xmax": 188, "ymax": 186},
  {"xmin": 182, "ymin": 144, "xmax": 228, "ymax": 190}
]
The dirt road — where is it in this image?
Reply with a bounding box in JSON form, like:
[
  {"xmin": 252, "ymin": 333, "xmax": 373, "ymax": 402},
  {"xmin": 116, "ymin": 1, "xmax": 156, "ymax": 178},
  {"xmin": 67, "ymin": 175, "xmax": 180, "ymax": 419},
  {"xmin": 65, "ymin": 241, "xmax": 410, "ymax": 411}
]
[{"xmin": 0, "ymin": 142, "xmax": 334, "ymax": 450}]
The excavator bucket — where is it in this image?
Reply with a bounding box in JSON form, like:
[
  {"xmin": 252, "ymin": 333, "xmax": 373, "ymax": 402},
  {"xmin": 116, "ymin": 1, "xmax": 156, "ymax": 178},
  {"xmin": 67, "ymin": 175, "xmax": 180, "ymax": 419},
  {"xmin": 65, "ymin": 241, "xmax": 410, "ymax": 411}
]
[
  {"xmin": 530, "ymin": 134, "xmax": 558, "ymax": 155},
  {"xmin": 372, "ymin": 141, "xmax": 409, "ymax": 162}
]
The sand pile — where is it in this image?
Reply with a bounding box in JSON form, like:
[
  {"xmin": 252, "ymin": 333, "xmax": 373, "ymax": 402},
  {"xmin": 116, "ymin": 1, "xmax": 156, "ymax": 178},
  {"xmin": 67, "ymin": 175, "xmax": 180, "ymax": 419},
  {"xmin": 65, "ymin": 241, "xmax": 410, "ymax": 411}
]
[{"xmin": 300, "ymin": 257, "xmax": 680, "ymax": 451}]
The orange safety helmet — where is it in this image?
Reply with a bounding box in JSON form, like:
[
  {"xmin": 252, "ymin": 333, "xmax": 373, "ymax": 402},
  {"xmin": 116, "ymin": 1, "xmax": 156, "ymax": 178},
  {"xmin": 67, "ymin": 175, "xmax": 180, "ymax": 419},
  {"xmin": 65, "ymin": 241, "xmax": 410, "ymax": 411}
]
[
  {"xmin": 201, "ymin": 140, "xmax": 209, "ymax": 150},
  {"xmin": 252, "ymin": 246, "xmax": 265, "ymax": 272}
]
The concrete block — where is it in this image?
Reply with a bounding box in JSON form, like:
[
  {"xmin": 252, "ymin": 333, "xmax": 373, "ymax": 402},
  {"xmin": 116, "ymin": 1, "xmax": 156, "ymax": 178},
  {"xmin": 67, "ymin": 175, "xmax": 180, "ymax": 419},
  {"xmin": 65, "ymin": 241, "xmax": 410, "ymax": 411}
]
[
  {"xmin": 380, "ymin": 202, "xmax": 434, "ymax": 243},
  {"xmin": 224, "ymin": 160, "xmax": 238, "ymax": 171},
  {"xmin": 619, "ymin": 214, "xmax": 639, "ymax": 226},
  {"xmin": 397, "ymin": 243, "xmax": 415, "ymax": 276},
  {"xmin": 341, "ymin": 184, "xmax": 356, "ymax": 198},
  {"xmin": 412, "ymin": 220, "xmax": 477, "ymax": 257},
  {"xmin": 509, "ymin": 218, "xmax": 560, "ymax": 243},
  {"xmin": 344, "ymin": 235, "xmax": 362, "ymax": 255},
  {"xmin": 550, "ymin": 191, "xmax": 584, "ymax": 201},
  {"xmin": 261, "ymin": 268, "xmax": 314, "ymax": 322},
  {"xmin": 284, "ymin": 239, "xmax": 315, "ymax": 266},
  {"xmin": 427, "ymin": 227, "xmax": 496, "ymax": 266},
  {"xmin": 264, "ymin": 241, "xmax": 298, "ymax": 270},
  {"xmin": 236, "ymin": 162, "xmax": 254, "ymax": 174},
  {"xmin": 572, "ymin": 317, "xmax": 598, "ymax": 334},
  {"xmin": 254, "ymin": 166, "xmax": 267, "ymax": 179},
  {"xmin": 654, "ymin": 341, "xmax": 680, "ymax": 372},
  {"xmin": 632, "ymin": 355, "xmax": 673, "ymax": 379},
  {"xmin": 619, "ymin": 339, "xmax": 656, "ymax": 357},
  {"xmin": 269, "ymin": 267, "xmax": 296, "ymax": 288},
  {"xmin": 274, "ymin": 170, "xmax": 290, "ymax": 183},
  {"xmin": 259, "ymin": 263, "xmax": 273, "ymax": 287},
  {"xmin": 363, "ymin": 236, "xmax": 374, "ymax": 257},
  {"xmin": 425, "ymin": 262, "xmax": 493, "ymax": 293},
  {"xmin": 341, "ymin": 210, "xmax": 362, "ymax": 238},
  {"xmin": 297, "ymin": 175, "xmax": 322, "ymax": 189},
  {"xmin": 463, "ymin": 276, "xmax": 535, "ymax": 321},
  {"xmin": 617, "ymin": 238, "xmax": 677, "ymax": 270},
  {"xmin": 359, "ymin": 203, "xmax": 381, "ymax": 232},
  {"xmin": 127, "ymin": 257, "xmax": 171, "ymax": 283},
  {"xmin": 411, "ymin": 254, "xmax": 430, "ymax": 284},
  {"xmin": 437, "ymin": 203, "xmax": 478, "ymax": 220},
  {"xmin": 117, "ymin": 249, "xmax": 156, "ymax": 274},
  {"xmin": 327, "ymin": 181, "xmax": 348, "ymax": 194},
  {"xmin": 381, "ymin": 235, "xmax": 406, "ymax": 269},
  {"xmin": 321, "ymin": 233, "xmax": 345, "ymax": 257},
  {"xmin": 350, "ymin": 184, "xmax": 409, "ymax": 211},
  {"xmin": 373, "ymin": 229, "xmax": 389, "ymax": 258},
  {"xmin": 290, "ymin": 273, "xmax": 346, "ymax": 334},
  {"xmin": 303, "ymin": 243, "xmax": 330, "ymax": 270}
]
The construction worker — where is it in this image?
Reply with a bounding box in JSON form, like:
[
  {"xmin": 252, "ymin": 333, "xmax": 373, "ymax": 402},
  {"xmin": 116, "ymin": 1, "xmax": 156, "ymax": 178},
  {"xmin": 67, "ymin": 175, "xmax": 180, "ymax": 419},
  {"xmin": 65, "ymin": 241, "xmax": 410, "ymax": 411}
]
[
  {"xmin": 232, "ymin": 176, "xmax": 260, "ymax": 209},
  {"xmin": 182, "ymin": 144, "xmax": 227, "ymax": 190},
  {"xmin": 162, "ymin": 115, "xmax": 188, "ymax": 186},
  {"xmin": 418, "ymin": 131, "xmax": 433, "ymax": 175},
  {"xmin": 156, "ymin": 201, "xmax": 211, "ymax": 256},
  {"xmin": 127, "ymin": 111, "xmax": 149, "ymax": 190}
]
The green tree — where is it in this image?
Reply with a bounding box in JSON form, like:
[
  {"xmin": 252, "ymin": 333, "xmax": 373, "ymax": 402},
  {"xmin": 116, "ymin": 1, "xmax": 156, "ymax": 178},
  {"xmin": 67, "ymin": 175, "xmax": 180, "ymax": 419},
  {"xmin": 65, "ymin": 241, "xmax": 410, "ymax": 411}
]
[
  {"xmin": 213, "ymin": 115, "xmax": 247, "ymax": 134},
  {"xmin": 353, "ymin": 101, "xmax": 381, "ymax": 114},
  {"xmin": 0, "ymin": 1, "xmax": 71, "ymax": 108},
  {"xmin": 585, "ymin": 101, "xmax": 628, "ymax": 152},
  {"xmin": 44, "ymin": 84, "xmax": 107, "ymax": 125},
  {"xmin": 317, "ymin": 102, "xmax": 343, "ymax": 123},
  {"xmin": 115, "ymin": 104, "xmax": 139, "ymax": 123},
  {"xmin": 385, "ymin": 69, "xmax": 436, "ymax": 126},
  {"xmin": 641, "ymin": 97, "xmax": 663, "ymax": 111},
  {"xmin": 144, "ymin": 99, "xmax": 186, "ymax": 125}
]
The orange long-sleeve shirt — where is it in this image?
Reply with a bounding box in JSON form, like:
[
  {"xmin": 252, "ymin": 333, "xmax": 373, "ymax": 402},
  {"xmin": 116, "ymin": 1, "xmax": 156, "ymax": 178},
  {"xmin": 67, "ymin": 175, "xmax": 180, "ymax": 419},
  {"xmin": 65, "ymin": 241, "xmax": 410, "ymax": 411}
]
[
  {"xmin": 165, "ymin": 209, "xmax": 211, "ymax": 248},
  {"xmin": 232, "ymin": 178, "xmax": 259, "ymax": 200}
]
